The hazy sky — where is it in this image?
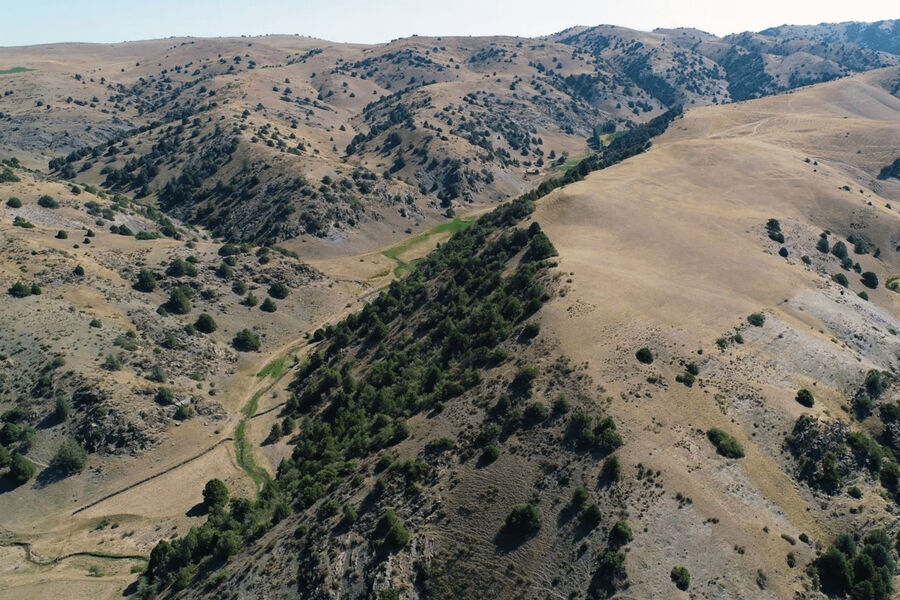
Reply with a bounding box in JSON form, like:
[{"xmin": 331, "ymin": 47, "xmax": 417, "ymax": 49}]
[{"xmin": 1, "ymin": 0, "xmax": 896, "ymax": 47}]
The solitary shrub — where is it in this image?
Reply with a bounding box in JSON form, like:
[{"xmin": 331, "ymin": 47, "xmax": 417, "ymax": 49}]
[
  {"xmin": 102, "ymin": 354, "xmax": 123, "ymax": 371},
  {"xmin": 233, "ymin": 329, "xmax": 261, "ymax": 352},
  {"xmin": 242, "ymin": 293, "xmax": 259, "ymax": 307},
  {"xmin": 7, "ymin": 282, "xmax": 31, "ymax": 297},
  {"xmin": 609, "ymin": 520, "xmax": 633, "ymax": 546},
  {"xmin": 73, "ymin": 264, "xmax": 84, "ymax": 276},
  {"xmin": 5, "ymin": 197, "xmax": 21, "ymax": 208},
  {"xmin": 166, "ymin": 258, "xmax": 196, "ymax": 277},
  {"xmin": 342, "ymin": 504, "xmax": 359, "ymax": 524},
  {"xmin": 52, "ymin": 438, "xmax": 87, "ymax": 474},
  {"xmin": 155, "ymin": 387, "xmax": 174, "ymax": 405},
  {"xmin": 523, "ymin": 402, "xmax": 549, "ymax": 425},
  {"xmin": 504, "ymin": 503, "xmax": 541, "ymax": 534},
  {"xmin": 747, "ymin": 313, "xmax": 765, "ymax": 327},
  {"xmin": 56, "ymin": 230, "xmax": 68, "ymax": 239},
  {"xmin": 203, "ymin": 478, "xmax": 229, "ymax": 509},
  {"xmin": 134, "ymin": 268, "xmax": 157, "ymax": 292},
  {"xmin": 260, "ymin": 297, "xmax": 277, "ymax": 312},
  {"xmin": 670, "ymin": 566, "xmax": 690, "ymax": 590},
  {"xmin": 865, "ymin": 370, "xmax": 886, "ymax": 398},
  {"xmin": 635, "ymin": 347, "xmax": 654, "ymax": 364},
  {"xmin": 376, "ymin": 510, "xmax": 409, "ymax": 550},
  {"xmin": 268, "ymin": 282, "xmax": 289, "ymax": 299},
  {"xmin": 582, "ymin": 503, "xmax": 602, "ymax": 527},
  {"xmin": 831, "ymin": 241, "xmax": 848, "ymax": 260},
  {"xmin": 817, "ymin": 237, "xmax": 829, "ymax": 253},
  {"xmin": 194, "ymin": 313, "xmax": 217, "ymax": 334},
  {"xmin": 54, "ymin": 396, "xmax": 71, "ymax": 420},
  {"xmin": 166, "ymin": 288, "xmax": 192, "ymax": 315},
  {"xmin": 861, "ymin": 271, "xmax": 879, "ymax": 289},
  {"xmin": 778, "ymin": 247, "xmax": 788, "ymax": 257},
  {"xmin": 522, "ymin": 322, "xmax": 540, "ymax": 339},
  {"xmin": 37, "ymin": 195, "xmax": 59, "ymax": 208},
  {"xmin": 602, "ymin": 455, "xmax": 621, "ymax": 482},
  {"xmin": 174, "ymin": 405, "xmax": 193, "ymax": 420},
  {"xmin": 707, "ymin": 428, "xmax": 744, "ymax": 458},
  {"xmin": 571, "ymin": 485, "xmax": 589, "ymax": 506},
  {"xmin": 218, "ymin": 243, "xmax": 242, "ymax": 257},
  {"xmin": 511, "ymin": 367, "xmax": 538, "ymax": 392},
  {"xmin": 795, "ymin": 389, "xmax": 814, "ymax": 408},
  {"xmin": 832, "ymin": 272, "xmax": 849, "ymax": 287},
  {"xmin": 8, "ymin": 453, "xmax": 35, "ymax": 483},
  {"xmin": 481, "ymin": 444, "xmax": 499, "ymax": 463}
]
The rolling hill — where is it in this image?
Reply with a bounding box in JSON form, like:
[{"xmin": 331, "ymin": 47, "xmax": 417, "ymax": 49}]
[{"xmin": 0, "ymin": 21, "xmax": 900, "ymax": 600}]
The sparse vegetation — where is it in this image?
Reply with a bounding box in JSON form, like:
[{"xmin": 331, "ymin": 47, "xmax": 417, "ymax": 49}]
[
  {"xmin": 504, "ymin": 503, "xmax": 541, "ymax": 535},
  {"xmin": 796, "ymin": 389, "xmax": 814, "ymax": 408},
  {"xmin": 232, "ymin": 329, "xmax": 260, "ymax": 351},
  {"xmin": 37, "ymin": 194, "xmax": 59, "ymax": 208},
  {"xmin": 707, "ymin": 428, "xmax": 745, "ymax": 458},
  {"xmin": 671, "ymin": 566, "xmax": 690, "ymax": 590},
  {"xmin": 635, "ymin": 347, "xmax": 654, "ymax": 364},
  {"xmin": 52, "ymin": 437, "xmax": 88, "ymax": 475},
  {"xmin": 195, "ymin": 313, "xmax": 217, "ymax": 333}
]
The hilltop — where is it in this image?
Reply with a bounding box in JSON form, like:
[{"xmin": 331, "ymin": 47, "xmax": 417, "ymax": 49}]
[{"xmin": 0, "ymin": 22, "xmax": 896, "ymax": 250}]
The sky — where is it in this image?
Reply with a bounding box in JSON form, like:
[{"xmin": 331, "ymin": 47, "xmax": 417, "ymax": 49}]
[{"xmin": 0, "ymin": 0, "xmax": 896, "ymax": 47}]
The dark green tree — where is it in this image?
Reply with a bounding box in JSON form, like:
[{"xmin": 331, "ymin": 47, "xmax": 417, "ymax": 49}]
[{"xmin": 202, "ymin": 478, "xmax": 229, "ymax": 509}]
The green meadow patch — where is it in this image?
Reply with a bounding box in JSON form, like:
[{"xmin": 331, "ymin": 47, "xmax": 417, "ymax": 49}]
[{"xmin": 0, "ymin": 67, "xmax": 35, "ymax": 75}]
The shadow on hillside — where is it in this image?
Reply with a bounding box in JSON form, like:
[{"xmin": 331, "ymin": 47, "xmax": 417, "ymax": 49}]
[
  {"xmin": 186, "ymin": 502, "xmax": 208, "ymax": 517},
  {"xmin": 34, "ymin": 464, "xmax": 68, "ymax": 488},
  {"xmin": 36, "ymin": 413, "xmax": 62, "ymax": 430},
  {"xmin": 0, "ymin": 475, "xmax": 30, "ymax": 494},
  {"xmin": 493, "ymin": 525, "xmax": 536, "ymax": 554},
  {"xmin": 121, "ymin": 580, "xmax": 139, "ymax": 596}
]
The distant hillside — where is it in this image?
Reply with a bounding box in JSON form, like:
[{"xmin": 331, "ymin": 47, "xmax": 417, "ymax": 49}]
[{"xmin": 0, "ymin": 22, "xmax": 897, "ymax": 248}]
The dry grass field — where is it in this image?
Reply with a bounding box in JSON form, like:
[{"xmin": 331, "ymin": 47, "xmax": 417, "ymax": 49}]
[{"xmin": 531, "ymin": 66, "xmax": 900, "ymax": 597}]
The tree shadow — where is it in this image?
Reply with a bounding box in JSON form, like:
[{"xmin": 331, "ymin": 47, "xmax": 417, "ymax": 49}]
[
  {"xmin": 186, "ymin": 502, "xmax": 208, "ymax": 517},
  {"xmin": 493, "ymin": 525, "xmax": 536, "ymax": 554},
  {"xmin": 0, "ymin": 475, "xmax": 30, "ymax": 494},
  {"xmin": 34, "ymin": 464, "xmax": 68, "ymax": 489},
  {"xmin": 556, "ymin": 505, "xmax": 577, "ymax": 528},
  {"xmin": 475, "ymin": 454, "xmax": 496, "ymax": 469},
  {"xmin": 36, "ymin": 413, "xmax": 61, "ymax": 430},
  {"xmin": 572, "ymin": 519, "xmax": 597, "ymax": 543},
  {"xmin": 121, "ymin": 580, "xmax": 139, "ymax": 597}
]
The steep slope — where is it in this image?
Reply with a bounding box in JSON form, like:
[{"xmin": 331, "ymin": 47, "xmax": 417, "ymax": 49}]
[{"xmin": 530, "ymin": 65, "xmax": 900, "ymax": 597}]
